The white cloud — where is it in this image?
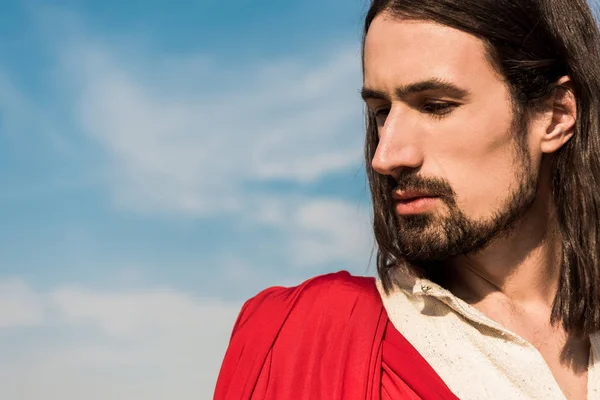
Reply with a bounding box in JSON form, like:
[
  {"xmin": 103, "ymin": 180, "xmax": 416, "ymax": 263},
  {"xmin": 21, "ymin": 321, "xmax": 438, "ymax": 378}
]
[
  {"xmin": 0, "ymin": 279, "xmax": 242, "ymax": 400},
  {"xmin": 252, "ymin": 197, "xmax": 374, "ymax": 268},
  {"xmin": 291, "ymin": 199, "xmax": 373, "ymax": 266},
  {"xmin": 0, "ymin": 279, "xmax": 45, "ymax": 327},
  {"xmin": 61, "ymin": 40, "xmax": 365, "ymax": 217},
  {"xmin": 51, "ymin": 286, "xmax": 235, "ymax": 338}
]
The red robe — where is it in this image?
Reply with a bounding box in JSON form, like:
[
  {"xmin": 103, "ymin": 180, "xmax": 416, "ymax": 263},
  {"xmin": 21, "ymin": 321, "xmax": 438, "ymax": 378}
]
[{"xmin": 214, "ymin": 271, "xmax": 459, "ymax": 399}]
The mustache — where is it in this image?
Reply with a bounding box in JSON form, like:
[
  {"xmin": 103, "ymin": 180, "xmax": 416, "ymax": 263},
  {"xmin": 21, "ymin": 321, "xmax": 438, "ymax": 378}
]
[{"xmin": 388, "ymin": 173, "xmax": 456, "ymax": 205}]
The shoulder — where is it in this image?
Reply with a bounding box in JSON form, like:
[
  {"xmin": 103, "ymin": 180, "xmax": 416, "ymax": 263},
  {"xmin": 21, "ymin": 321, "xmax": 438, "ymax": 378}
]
[
  {"xmin": 231, "ymin": 271, "xmax": 381, "ymax": 336},
  {"xmin": 246, "ymin": 270, "xmax": 378, "ymax": 312},
  {"xmin": 216, "ymin": 272, "xmax": 388, "ymax": 398}
]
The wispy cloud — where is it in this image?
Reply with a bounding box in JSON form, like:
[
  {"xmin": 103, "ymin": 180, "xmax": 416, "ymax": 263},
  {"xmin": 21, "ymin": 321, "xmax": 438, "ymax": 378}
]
[
  {"xmin": 252, "ymin": 197, "xmax": 373, "ymax": 268},
  {"xmin": 60, "ymin": 38, "xmax": 365, "ymax": 217},
  {"xmin": 37, "ymin": 23, "xmax": 374, "ymax": 271}
]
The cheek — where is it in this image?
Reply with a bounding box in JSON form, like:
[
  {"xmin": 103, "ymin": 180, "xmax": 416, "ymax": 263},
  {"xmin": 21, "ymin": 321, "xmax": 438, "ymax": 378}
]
[{"xmin": 425, "ymin": 102, "xmax": 523, "ymax": 219}]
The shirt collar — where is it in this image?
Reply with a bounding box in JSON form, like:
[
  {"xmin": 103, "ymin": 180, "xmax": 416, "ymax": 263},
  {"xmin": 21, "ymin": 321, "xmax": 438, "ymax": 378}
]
[
  {"xmin": 388, "ymin": 270, "xmax": 543, "ymax": 345},
  {"xmin": 386, "ymin": 270, "xmax": 600, "ymax": 348}
]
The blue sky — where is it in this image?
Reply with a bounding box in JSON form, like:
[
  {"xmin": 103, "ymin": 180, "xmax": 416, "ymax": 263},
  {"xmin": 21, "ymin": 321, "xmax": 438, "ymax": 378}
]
[{"xmin": 0, "ymin": 0, "xmax": 374, "ymax": 398}]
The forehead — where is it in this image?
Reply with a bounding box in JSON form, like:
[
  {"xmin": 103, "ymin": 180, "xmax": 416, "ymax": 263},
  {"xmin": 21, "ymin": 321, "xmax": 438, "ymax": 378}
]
[{"xmin": 363, "ymin": 15, "xmax": 497, "ymax": 89}]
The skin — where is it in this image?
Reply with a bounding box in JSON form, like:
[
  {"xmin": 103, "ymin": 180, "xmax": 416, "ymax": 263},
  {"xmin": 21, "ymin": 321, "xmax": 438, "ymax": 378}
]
[{"xmin": 363, "ymin": 14, "xmax": 586, "ymax": 399}]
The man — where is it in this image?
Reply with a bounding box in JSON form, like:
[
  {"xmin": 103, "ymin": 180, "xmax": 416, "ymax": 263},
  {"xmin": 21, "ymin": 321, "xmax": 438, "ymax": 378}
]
[{"xmin": 215, "ymin": 0, "xmax": 600, "ymax": 398}]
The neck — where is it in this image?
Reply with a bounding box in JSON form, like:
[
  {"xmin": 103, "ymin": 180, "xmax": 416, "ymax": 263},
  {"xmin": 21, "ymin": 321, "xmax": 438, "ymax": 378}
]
[{"xmin": 444, "ymin": 193, "xmax": 562, "ymax": 309}]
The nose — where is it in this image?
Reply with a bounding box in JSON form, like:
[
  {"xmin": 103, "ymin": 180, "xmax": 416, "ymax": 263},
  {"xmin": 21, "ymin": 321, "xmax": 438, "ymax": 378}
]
[{"xmin": 371, "ymin": 108, "xmax": 424, "ymax": 177}]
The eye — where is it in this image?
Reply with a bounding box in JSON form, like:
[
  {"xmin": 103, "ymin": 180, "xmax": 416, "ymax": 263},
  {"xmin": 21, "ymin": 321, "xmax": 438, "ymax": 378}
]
[
  {"xmin": 421, "ymin": 101, "xmax": 458, "ymax": 118},
  {"xmin": 374, "ymin": 107, "xmax": 390, "ymax": 118},
  {"xmin": 373, "ymin": 107, "xmax": 390, "ymax": 125}
]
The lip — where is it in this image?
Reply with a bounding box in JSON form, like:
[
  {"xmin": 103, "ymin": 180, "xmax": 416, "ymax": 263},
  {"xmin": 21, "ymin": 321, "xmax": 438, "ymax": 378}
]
[
  {"xmin": 392, "ymin": 191, "xmax": 440, "ymax": 215},
  {"xmin": 392, "ymin": 191, "xmax": 436, "ymax": 201}
]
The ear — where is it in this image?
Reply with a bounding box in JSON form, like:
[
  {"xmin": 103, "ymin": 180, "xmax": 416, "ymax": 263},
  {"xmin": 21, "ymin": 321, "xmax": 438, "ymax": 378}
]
[{"xmin": 540, "ymin": 76, "xmax": 576, "ymax": 154}]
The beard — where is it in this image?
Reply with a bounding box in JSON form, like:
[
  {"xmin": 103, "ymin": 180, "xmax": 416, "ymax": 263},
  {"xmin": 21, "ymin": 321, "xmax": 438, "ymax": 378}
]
[{"xmin": 392, "ymin": 147, "xmax": 538, "ymax": 263}]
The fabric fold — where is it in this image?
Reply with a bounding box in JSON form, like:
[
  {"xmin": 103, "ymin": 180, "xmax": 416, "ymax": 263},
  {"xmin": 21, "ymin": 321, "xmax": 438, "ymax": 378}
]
[{"xmin": 214, "ymin": 271, "xmax": 458, "ymax": 400}]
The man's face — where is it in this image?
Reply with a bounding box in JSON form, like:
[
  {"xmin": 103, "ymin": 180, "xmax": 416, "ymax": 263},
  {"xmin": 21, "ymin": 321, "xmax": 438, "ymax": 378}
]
[{"xmin": 362, "ymin": 15, "xmax": 540, "ymax": 261}]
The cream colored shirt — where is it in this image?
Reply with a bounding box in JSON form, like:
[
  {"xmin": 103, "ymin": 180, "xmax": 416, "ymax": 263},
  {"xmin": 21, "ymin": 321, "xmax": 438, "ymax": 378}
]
[{"xmin": 377, "ymin": 273, "xmax": 600, "ymax": 400}]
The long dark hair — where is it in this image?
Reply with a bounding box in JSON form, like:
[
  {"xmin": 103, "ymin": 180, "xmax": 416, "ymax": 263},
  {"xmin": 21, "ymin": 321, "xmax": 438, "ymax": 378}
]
[{"xmin": 363, "ymin": 0, "xmax": 600, "ymax": 336}]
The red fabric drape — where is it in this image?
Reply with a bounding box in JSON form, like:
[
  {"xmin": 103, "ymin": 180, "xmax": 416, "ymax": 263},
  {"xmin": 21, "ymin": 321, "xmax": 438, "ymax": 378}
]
[{"xmin": 214, "ymin": 271, "xmax": 459, "ymax": 400}]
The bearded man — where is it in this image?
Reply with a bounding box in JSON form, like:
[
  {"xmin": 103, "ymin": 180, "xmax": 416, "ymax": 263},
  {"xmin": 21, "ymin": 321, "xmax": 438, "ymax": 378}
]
[{"xmin": 214, "ymin": 0, "xmax": 600, "ymax": 398}]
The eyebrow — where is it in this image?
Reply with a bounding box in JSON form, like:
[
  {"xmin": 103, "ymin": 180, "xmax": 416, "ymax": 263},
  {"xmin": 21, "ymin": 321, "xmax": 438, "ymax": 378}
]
[{"xmin": 360, "ymin": 79, "xmax": 470, "ymax": 102}]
